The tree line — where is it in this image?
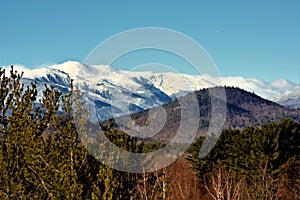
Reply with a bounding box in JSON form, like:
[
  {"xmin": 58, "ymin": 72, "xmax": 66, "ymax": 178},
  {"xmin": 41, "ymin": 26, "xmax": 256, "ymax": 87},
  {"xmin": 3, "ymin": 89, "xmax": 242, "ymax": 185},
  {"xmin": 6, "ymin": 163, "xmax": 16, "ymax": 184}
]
[
  {"xmin": 0, "ymin": 67, "xmax": 299, "ymax": 199},
  {"xmin": 188, "ymin": 118, "xmax": 300, "ymax": 199}
]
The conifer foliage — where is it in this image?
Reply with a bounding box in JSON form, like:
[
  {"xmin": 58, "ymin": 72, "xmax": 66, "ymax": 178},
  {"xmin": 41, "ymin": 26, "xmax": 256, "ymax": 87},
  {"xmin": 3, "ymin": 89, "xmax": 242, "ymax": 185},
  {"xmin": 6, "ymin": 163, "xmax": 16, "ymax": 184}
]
[
  {"xmin": 188, "ymin": 119, "xmax": 300, "ymax": 199},
  {"xmin": 1, "ymin": 67, "xmax": 299, "ymax": 199},
  {"xmin": 0, "ymin": 67, "xmax": 146, "ymax": 199}
]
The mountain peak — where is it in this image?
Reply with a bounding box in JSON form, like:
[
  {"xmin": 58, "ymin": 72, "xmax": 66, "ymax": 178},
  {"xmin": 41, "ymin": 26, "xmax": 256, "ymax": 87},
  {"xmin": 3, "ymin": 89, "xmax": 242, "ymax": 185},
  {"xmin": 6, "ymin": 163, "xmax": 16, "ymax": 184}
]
[
  {"xmin": 49, "ymin": 61, "xmax": 85, "ymax": 78},
  {"xmin": 4, "ymin": 61, "xmax": 299, "ymax": 121},
  {"xmin": 271, "ymin": 78, "xmax": 294, "ymax": 88}
]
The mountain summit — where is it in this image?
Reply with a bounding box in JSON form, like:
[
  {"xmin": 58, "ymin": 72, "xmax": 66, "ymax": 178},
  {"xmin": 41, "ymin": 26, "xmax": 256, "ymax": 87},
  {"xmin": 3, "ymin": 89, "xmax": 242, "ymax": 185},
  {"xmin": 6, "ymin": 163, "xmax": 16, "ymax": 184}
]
[{"xmin": 5, "ymin": 61, "xmax": 299, "ymax": 120}]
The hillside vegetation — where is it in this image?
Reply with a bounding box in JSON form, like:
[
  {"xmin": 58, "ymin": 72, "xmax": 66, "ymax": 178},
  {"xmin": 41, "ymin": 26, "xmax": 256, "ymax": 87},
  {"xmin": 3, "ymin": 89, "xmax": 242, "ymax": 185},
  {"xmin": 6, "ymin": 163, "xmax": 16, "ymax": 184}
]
[
  {"xmin": 127, "ymin": 86, "xmax": 299, "ymax": 142},
  {"xmin": 0, "ymin": 67, "xmax": 299, "ymax": 199}
]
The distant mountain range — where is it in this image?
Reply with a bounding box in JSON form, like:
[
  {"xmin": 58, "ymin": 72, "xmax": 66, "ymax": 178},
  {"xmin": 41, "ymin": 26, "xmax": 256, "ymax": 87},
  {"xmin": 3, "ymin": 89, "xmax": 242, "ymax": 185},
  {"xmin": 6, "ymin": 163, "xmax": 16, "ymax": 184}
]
[
  {"xmin": 272, "ymin": 90, "xmax": 300, "ymax": 109},
  {"xmin": 4, "ymin": 61, "xmax": 299, "ymax": 121},
  {"xmin": 120, "ymin": 87, "xmax": 300, "ymax": 142}
]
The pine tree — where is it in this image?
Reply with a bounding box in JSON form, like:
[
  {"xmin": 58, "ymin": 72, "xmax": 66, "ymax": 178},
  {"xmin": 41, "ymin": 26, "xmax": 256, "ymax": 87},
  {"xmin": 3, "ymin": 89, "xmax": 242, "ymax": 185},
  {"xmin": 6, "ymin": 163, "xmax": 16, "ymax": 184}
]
[{"xmin": 188, "ymin": 119, "xmax": 300, "ymax": 199}]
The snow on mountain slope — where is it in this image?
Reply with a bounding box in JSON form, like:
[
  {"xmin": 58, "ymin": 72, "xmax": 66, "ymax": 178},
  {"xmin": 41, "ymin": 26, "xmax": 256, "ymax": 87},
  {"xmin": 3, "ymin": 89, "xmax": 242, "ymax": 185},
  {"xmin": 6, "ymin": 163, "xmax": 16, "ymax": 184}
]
[
  {"xmin": 273, "ymin": 90, "xmax": 300, "ymax": 109},
  {"xmin": 221, "ymin": 77, "xmax": 299, "ymax": 100},
  {"xmin": 4, "ymin": 61, "xmax": 299, "ymax": 120}
]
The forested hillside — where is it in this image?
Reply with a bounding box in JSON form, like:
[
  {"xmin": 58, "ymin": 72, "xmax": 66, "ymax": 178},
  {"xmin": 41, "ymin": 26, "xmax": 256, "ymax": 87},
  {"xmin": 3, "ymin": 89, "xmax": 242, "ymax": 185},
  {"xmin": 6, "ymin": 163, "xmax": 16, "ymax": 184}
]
[
  {"xmin": 0, "ymin": 67, "xmax": 299, "ymax": 199},
  {"xmin": 188, "ymin": 119, "xmax": 300, "ymax": 199},
  {"xmin": 127, "ymin": 86, "xmax": 300, "ymax": 142}
]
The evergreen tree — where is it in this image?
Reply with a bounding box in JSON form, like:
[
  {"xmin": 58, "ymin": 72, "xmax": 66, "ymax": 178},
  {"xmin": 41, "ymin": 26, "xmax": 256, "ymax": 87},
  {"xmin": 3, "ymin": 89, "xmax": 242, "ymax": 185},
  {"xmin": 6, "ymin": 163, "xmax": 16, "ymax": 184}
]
[
  {"xmin": 188, "ymin": 119, "xmax": 300, "ymax": 199},
  {"xmin": 0, "ymin": 66, "xmax": 146, "ymax": 199}
]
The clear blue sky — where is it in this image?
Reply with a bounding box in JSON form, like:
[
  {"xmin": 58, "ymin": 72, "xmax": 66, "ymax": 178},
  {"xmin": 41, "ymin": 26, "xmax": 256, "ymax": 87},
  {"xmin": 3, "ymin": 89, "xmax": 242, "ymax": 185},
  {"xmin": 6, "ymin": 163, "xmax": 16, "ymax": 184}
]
[{"xmin": 0, "ymin": 0, "xmax": 299, "ymax": 83}]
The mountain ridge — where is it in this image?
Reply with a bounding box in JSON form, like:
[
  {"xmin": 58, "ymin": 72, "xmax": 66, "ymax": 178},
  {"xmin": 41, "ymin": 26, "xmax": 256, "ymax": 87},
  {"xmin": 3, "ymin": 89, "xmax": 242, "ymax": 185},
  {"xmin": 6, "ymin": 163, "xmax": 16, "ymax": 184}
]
[
  {"xmin": 273, "ymin": 90, "xmax": 300, "ymax": 109},
  {"xmin": 122, "ymin": 86, "xmax": 300, "ymax": 142},
  {"xmin": 2, "ymin": 61, "xmax": 299, "ymax": 120}
]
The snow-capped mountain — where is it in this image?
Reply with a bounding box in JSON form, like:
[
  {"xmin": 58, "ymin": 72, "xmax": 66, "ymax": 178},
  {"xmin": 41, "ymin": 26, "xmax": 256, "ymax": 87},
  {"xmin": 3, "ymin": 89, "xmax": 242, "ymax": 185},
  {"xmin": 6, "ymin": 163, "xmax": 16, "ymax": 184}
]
[
  {"xmin": 273, "ymin": 90, "xmax": 300, "ymax": 109},
  {"xmin": 4, "ymin": 61, "xmax": 299, "ymax": 120}
]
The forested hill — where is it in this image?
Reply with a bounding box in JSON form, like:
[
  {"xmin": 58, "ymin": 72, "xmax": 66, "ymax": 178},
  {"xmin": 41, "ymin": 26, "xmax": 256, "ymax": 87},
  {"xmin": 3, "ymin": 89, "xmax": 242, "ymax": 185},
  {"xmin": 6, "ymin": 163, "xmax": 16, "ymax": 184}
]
[
  {"xmin": 1, "ymin": 67, "xmax": 299, "ymax": 199},
  {"xmin": 205, "ymin": 87, "xmax": 300, "ymax": 127},
  {"xmin": 121, "ymin": 87, "xmax": 300, "ymax": 141}
]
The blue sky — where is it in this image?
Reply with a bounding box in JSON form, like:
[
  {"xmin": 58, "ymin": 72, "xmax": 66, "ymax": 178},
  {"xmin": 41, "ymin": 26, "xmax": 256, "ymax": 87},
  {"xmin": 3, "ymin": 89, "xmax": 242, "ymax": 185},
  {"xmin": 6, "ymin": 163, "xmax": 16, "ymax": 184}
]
[{"xmin": 0, "ymin": 0, "xmax": 299, "ymax": 83}]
